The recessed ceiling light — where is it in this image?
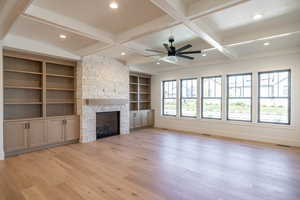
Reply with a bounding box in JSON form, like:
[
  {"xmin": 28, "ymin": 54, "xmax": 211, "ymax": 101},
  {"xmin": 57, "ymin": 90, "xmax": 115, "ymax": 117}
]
[
  {"xmin": 110, "ymin": 1, "xmax": 118, "ymax": 9},
  {"xmin": 202, "ymin": 53, "xmax": 207, "ymax": 57},
  {"xmin": 264, "ymin": 42, "xmax": 270, "ymax": 46},
  {"xmin": 156, "ymin": 62, "xmax": 160, "ymax": 65},
  {"xmin": 59, "ymin": 34, "xmax": 67, "ymax": 39},
  {"xmin": 253, "ymin": 14, "xmax": 263, "ymax": 20},
  {"xmin": 121, "ymin": 52, "xmax": 126, "ymax": 56}
]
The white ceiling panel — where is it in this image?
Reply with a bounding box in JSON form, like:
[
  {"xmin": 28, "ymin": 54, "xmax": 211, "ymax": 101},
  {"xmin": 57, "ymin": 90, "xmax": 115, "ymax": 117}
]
[
  {"xmin": 226, "ymin": 32, "xmax": 300, "ymax": 57},
  {"xmin": 10, "ymin": 16, "xmax": 102, "ymax": 52},
  {"xmin": 32, "ymin": 0, "xmax": 166, "ymax": 34},
  {"xmin": 195, "ymin": 0, "xmax": 300, "ymax": 40}
]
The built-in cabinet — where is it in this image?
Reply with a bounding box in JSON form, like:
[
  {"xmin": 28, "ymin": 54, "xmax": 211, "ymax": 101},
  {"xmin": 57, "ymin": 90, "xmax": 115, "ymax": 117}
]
[
  {"xmin": 3, "ymin": 50, "xmax": 79, "ymax": 156},
  {"xmin": 129, "ymin": 72, "xmax": 154, "ymax": 129}
]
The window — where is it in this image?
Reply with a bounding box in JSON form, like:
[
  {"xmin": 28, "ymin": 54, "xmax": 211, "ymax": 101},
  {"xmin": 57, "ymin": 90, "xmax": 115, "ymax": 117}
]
[
  {"xmin": 227, "ymin": 73, "xmax": 252, "ymax": 121},
  {"xmin": 201, "ymin": 76, "xmax": 222, "ymax": 119},
  {"xmin": 162, "ymin": 80, "xmax": 177, "ymax": 116},
  {"xmin": 258, "ymin": 70, "xmax": 291, "ymax": 124},
  {"xmin": 180, "ymin": 78, "xmax": 197, "ymax": 117}
]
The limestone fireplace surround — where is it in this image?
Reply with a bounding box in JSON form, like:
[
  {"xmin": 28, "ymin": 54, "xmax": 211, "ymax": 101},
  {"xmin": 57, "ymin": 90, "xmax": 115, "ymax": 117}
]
[{"xmin": 80, "ymin": 98, "xmax": 129, "ymax": 143}]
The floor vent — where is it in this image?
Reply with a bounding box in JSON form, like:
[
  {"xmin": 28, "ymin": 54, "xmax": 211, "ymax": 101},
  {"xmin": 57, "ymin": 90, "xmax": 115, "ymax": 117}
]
[{"xmin": 276, "ymin": 144, "xmax": 291, "ymax": 148}]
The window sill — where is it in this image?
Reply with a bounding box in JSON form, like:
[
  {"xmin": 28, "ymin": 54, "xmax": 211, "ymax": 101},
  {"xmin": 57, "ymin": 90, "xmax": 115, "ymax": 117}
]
[{"xmin": 159, "ymin": 115, "xmax": 296, "ymax": 130}]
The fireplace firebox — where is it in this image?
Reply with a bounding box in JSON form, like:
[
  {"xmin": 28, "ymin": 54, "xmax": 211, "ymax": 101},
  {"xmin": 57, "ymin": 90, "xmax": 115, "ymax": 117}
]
[{"xmin": 96, "ymin": 111, "xmax": 120, "ymax": 139}]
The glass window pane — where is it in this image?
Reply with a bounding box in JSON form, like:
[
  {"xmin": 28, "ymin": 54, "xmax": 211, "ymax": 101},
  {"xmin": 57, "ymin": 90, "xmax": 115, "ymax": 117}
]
[
  {"xmin": 164, "ymin": 99, "xmax": 177, "ymax": 116},
  {"xmin": 202, "ymin": 99, "xmax": 221, "ymax": 119},
  {"xmin": 182, "ymin": 79, "xmax": 197, "ymax": 98},
  {"xmin": 203, "ymin": 77, "xmax": 222, "ymax": 97},
  {"xmin": 181, "ymin": 99, "xmax": 197, "ymax": 117},
  {"xmin": 259, "ymin": 98, "xmax": 289, "ymax": 124},
  {"xmin": 228, "ymin": 99, "xmax": 251, "ymax": 121},
  {"xmin": 228, "ymin": 74, "xmax": 251, "ymax": 98}
]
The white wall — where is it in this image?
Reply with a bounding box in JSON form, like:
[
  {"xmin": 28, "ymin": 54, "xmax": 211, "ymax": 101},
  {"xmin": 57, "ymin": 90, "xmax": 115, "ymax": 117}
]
[
  {"xmin": 152, "ymin": 52, "xmax": 300, "ymax": 147},
  {"xmin": 0, "ymin": 41, "xmax": 4, "ymax": 160}
]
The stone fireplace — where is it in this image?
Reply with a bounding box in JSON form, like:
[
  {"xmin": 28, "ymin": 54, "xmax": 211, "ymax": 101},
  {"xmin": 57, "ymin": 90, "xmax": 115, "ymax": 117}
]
[
  {"xmin": 80, "ymin": 99, "xmax": 129, "ymax": 143},
  {"xmin": 77, "ymin": 54, "xmax": 130, "ymax": 143}
]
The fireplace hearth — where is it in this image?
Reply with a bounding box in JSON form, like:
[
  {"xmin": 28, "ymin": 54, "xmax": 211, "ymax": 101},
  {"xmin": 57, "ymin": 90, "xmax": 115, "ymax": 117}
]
[{"xmin": 96, "ymin": 111, "xmax": 120, "ymax": 139}]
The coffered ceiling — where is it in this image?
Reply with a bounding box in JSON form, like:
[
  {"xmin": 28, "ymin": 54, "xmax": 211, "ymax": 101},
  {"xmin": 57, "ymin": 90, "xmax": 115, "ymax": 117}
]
[{"xmin": 1, "ymin": 0, "xmax": 300, "ymax": 74}]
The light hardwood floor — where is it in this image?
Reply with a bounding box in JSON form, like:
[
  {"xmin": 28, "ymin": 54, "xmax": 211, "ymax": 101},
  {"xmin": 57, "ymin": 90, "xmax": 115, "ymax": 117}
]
[{"xmin": 1, "ymin": 128, "xmax": 300, "ymax": 200}]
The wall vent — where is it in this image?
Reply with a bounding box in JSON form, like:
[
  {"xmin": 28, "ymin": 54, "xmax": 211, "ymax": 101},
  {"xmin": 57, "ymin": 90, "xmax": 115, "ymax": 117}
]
[{"xmin": 276, "ymin": 144, "xmax": 291, "ymax": 148}]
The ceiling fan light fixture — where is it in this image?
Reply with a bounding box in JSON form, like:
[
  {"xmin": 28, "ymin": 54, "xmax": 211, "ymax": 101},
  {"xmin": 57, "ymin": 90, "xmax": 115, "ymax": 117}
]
[
  {"xmin": 160, "ymin": 56, "xmax": 178, "ymax": 64},
  {"xmin": 121, "ymin": 52, "xmax": 126, "ymax": 56},
  {"xmin": 202, "ymin": 53, "xmax": 207, "ymax": 57},
  {"xmin": 253, "ymin": 14, "xmax": 263, "ymax": 20},
  {"xmin": 110, "ymin": 1, "xmax": 118, "ymax": 9}
]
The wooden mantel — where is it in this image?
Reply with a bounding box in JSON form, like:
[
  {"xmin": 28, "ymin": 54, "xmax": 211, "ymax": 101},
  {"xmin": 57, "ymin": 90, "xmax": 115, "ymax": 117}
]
[{"xmin": 85, "ymin": 99, "xmax": 128, "ymax": 105}]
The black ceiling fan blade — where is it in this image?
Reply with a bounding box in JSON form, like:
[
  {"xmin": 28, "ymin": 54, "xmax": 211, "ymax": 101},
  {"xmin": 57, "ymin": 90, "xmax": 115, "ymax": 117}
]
[
  {"xmin": 145, "ymin": 49, "xmax": 165, "ymax": 54},
  {"xmin": 179, "ymin": 50, "xmax": 202, "ymax": 55},
  {"xmin": 143, "ymin": 53, "xmax": 166, "ymax": 57},
  {"xmin": 176, "ymin": 54, "xmax": 194, "ymax": 60},
  {"xmin": 163, "ymin": 43, "xmax": 171, "ymax": 52},
  {"xmin": 176, "ymin": 44, "xmax": 192, "ymax": 52}
]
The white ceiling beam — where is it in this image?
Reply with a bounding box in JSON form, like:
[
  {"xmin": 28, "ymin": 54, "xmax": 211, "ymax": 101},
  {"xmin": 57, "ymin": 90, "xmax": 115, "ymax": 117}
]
[
  {"xmin": 187, "ymin": 0, "xmax": 250, "ymax": 20},
  {"xmin": 24, "ymin": 5, "xmax": 115, "ymax": 44},
  {"xmin": 0, "ymin": 0, "xmax": 33, "ymax": 39},
  {"xmin": 117, "ymin": 15, "xmax": 179, "ymax": 44},
  {"xmin": 76, "ymin": 43, "xmax": 114, "ymax": 56},
  {"xmin": 150, "ymin": 0, "xmax": 237, "ymax": 59}
]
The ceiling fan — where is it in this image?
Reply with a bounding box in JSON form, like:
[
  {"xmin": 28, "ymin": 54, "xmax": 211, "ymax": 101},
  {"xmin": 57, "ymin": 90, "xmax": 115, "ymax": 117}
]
[{"xmin": 145, "ymin": 36, "xmax": 202, "ymax": 64}]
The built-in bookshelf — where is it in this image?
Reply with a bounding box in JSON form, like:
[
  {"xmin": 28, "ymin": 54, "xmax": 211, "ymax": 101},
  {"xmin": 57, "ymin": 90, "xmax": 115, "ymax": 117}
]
[
  {"xmin": 129, "ymin": 73, "xmax": 151, "ymax": 111},
  {"xmin": 3, "ymin": 51, "xmax": 76, "ymax": 120}
]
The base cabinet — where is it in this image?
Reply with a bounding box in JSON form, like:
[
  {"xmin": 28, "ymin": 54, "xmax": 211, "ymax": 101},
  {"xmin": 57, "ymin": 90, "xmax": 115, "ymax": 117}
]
[
  {"xmin": 4, "ymin": 121, "xmax": 28, "ymax": 152},
  {"xmin": 28, "ymin": 120, "xmax": 46, "ymax": 148},
  {"xmin": 130, "ymin": 110, "xmax": 154, "ymax": 129},
  {"xmin": 65, "ymin": 117, "xmax": 80, "ymax": 141},
  {"xmin": 46, "ymin": 118, "xmax": 65, "ymax": 144},
  {"xmin": 4, "ymin": 116, "xmax": 80, "ymax": 155}
]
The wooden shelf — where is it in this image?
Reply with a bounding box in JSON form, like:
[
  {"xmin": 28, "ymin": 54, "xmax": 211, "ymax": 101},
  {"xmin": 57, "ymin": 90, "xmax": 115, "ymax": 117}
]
[
  {"xmin": 129, "ymin": 73, "xmax": 152, "ymax": 111},
  {"xmin": 4, "ymin": 52, "xmax": 77, "ymax": 120},
  {"xmin": 4, "ymin": 69, "xmax": 42, "ymax": 75},
  {"xmin": 5, "ymin": 102, "xmax": 42, "ymax": 105},
  {"xmin": 4, "ymin": 86, "xmax": 42, "ymax": 90},
  {"xmin": 47, "ymin": 101, "xmax": 75, "ymax": 104},
  {"xmin": 47, "ymin": 88, "xmax": 75, "ymax": 91},
  {"xmin": 46, "ymin": 73, "xmax": 74, "ymax": 78}
]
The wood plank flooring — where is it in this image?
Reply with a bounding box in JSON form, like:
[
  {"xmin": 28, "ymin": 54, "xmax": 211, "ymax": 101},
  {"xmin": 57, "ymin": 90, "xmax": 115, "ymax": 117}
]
[{"xmin": 1, "ymin": 128, "xmax": 300, "ymax": 200}]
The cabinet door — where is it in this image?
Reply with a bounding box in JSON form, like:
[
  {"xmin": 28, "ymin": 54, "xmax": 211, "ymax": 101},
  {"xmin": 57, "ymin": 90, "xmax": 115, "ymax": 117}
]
[
  {"xmin": 130, "ymin": 111, "xmax": 137, "ymax": 129},
  {"xmin": 46, "ymin": 118, "xmax": 64, "ymax": 144},
  {"xmin": 65, "ymin": 117, "xmax": 80, "ymax": 141},
  {"xmin": 148, "ymin": 110, "xmax": 154, "ymax": 126},
  {"xmin": 28, "ymin": 120, "xmax": 45, "ymax": 148},
  {"xmin": 4, "ymin": 121, "xmax": 28, "ymax": 152},
  {"xmin": 135, "ymin": 112, "xmax": 142, "ymax": 128},
  {"xmin": 141, "ymin": 111, "xmax": 148, "ymax": 127}
]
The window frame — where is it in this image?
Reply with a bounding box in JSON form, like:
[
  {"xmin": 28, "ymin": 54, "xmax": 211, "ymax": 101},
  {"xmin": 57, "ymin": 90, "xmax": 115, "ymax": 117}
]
[
  {"xmin": 180, "ymin": 78, "xmax": 198, "ymax": 118},
  {"xmin": 258, "ymin": 69, "xmax": 291, "ymax": 125},
  {"xmin": 226, "ymin": 72, "xmax": 253, "ymax": 122},
  {"xmin": 201, "ymin": 75, "xmax": 223, "ymax": 120},
  {"xmin": 162, "ymin": 80, "xmax": 177, "ymax": 116}
]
